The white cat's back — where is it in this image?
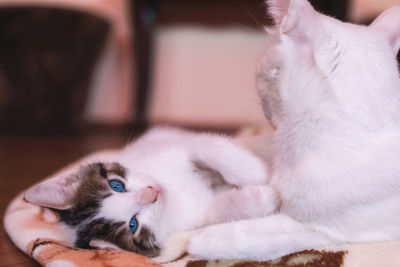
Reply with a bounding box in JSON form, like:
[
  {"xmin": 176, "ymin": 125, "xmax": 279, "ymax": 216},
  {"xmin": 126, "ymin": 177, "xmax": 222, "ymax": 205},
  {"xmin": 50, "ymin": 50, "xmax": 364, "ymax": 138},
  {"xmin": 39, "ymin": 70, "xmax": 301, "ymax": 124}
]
[{"xmin": 273, "ymin": 126, "xmax": 400, "ymax": 241}]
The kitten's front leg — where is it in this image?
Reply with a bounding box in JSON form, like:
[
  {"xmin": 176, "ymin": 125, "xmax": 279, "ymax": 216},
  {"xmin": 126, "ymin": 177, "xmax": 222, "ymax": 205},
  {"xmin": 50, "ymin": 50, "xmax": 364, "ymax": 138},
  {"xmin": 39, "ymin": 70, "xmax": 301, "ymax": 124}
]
[
  {"xmin": 192, "ymin": 135, "xmax": 272, "ymax": 187},
  {"xmin": 207, "ymin": 185, "xmax": 280, "ymax": 224},
  {"xmin": 188, "ymin": 215, "xmax": 334, "ymax": 261}
]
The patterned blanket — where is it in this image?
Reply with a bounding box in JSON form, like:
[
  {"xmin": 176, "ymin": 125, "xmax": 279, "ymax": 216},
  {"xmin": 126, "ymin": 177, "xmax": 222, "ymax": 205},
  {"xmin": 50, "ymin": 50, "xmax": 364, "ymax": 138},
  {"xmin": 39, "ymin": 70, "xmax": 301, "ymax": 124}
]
[{"xmin": 4, "ymin": 128, "xmax": 400, "ymax": 267}]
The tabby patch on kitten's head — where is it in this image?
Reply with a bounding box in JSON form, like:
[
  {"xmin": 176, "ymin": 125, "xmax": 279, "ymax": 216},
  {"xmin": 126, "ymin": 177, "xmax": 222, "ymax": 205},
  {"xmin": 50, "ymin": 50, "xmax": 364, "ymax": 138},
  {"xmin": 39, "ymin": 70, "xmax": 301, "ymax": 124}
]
[
  {"xmin": 25, "ymin": 162, "xmax": 160, "ymax": 257},
  {"xmin": 56, "ymin": 162, "xmax": 125, "ymax": 226}
]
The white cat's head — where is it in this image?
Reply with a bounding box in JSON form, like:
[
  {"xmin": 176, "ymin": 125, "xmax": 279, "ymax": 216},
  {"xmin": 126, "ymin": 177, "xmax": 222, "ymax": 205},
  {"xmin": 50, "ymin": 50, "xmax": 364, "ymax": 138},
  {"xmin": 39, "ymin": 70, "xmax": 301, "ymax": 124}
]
[
  {"xmin": 24, "ymin": 127, "xmax": 268, "ymax": 257},
  {"xmin": 258, "ymin": 0, "xmax": 400, "ymax": 128}
]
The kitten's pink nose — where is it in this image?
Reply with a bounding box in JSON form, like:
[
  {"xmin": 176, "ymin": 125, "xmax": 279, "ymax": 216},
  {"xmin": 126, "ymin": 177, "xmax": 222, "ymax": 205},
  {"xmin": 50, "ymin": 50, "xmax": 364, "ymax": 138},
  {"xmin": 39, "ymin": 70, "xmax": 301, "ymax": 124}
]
[{"xmin": 138, "ymin": 186, "xmax": 158, "ymax": 205}]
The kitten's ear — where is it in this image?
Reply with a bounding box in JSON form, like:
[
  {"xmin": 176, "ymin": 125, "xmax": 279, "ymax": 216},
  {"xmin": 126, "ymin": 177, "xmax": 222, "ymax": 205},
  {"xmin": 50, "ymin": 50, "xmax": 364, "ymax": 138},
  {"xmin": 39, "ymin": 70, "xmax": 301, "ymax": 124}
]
[
  {"xmin": 267, "ymin": 0, "xmax": 317, "ymax": 33},
  {"xmin": 370, "ymin": 7, "xmax": 400, "ymax": 54},
  {"xmin": 191, "ymin": 136, "xmax": 269, "ymax": 187},
  {"xmin": 24, "ymin": 168, "xmax": 81, "ymax": 210}
]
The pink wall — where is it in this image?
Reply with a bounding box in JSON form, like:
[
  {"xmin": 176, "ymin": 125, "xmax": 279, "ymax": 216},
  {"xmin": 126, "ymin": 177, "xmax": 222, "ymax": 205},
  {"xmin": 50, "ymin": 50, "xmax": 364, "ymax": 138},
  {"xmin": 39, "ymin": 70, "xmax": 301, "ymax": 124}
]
[{"xmin": 350, "ymin": 0, "xmax": 400, "ymax": 21}]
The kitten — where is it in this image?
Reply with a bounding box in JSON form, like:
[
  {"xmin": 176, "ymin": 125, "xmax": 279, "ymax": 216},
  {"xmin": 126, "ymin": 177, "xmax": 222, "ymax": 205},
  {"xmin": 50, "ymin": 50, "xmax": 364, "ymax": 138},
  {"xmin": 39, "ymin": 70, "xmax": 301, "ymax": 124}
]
[
  {"xmin": 24, "ymin": 127, "xmax": 278, "ymax": 257},
  {"xmin": 187, "ymin": 0, "xmax": 400, "ymax": 260}
]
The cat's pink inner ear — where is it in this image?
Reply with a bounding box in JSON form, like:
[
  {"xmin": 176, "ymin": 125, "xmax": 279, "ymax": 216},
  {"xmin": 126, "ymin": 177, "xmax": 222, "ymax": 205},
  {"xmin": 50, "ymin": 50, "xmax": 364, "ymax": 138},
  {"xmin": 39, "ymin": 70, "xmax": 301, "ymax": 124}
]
[
  {"xmin": 370, "ymin": 7, "xmax": 400, "ymax": 54},
  {"xmin": 267, "ymin": 0, "xmax": 316, "ymax": 30},
  {"xmin": 280, "ymin": 0, "xmax": 317, "ymax": 34},
  {"xmin": 266, "ymin": 0, "xmax": 291, "ymax": 26},
  {"xmin": 24, "ymin": 170, "xmax": 81, "ymax": 210}
]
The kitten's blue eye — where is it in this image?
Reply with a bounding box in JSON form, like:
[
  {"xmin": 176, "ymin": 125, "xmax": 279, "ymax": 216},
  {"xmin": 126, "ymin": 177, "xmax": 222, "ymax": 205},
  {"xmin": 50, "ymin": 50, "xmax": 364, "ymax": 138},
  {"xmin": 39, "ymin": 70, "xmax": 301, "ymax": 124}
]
[
  {"xmin": 129, "ymin": 217, "xmax": 138, "ymax": 233},
  {"xmin": 109, "ymin": 180, "xmax": 125, "ymax": 192}
]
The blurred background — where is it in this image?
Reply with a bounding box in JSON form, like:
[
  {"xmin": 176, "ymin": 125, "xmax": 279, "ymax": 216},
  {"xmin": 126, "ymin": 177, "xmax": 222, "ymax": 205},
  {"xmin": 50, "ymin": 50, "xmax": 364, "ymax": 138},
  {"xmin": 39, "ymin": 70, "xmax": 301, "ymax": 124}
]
[
  {"xmin": 0, "ymin": 0, "xmax": 399, "ymax": 266},
  {"xmin": 0, "ymin": 0, "xmax": 398, "ymax": 135}
]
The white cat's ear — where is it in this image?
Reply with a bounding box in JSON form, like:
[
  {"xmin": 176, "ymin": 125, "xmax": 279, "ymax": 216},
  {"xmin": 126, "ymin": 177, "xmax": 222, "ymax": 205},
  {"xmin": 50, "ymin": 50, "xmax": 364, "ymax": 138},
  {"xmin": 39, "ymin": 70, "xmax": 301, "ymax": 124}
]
[
  {"xmin": 266, "ymin": 0, "xmax": 291, "ymax": 26},
  {"xmin": 370, "ymin": 7, "xmax": 400, "ymax": 54},
  {"xmin": 267, "ymin": 0, "xmax": 317, "ymax": 34},
  {"xmin": 24, "ymin": 169, "xmax": 81, "ymax": 210},
  {"xmin": 191, "ymin": 136, "xmax": 269, "ymax": 187}
]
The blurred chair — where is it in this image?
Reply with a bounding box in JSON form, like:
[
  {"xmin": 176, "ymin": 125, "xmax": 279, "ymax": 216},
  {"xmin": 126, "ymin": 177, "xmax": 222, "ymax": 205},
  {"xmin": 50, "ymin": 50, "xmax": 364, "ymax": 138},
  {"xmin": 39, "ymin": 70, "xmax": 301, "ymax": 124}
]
[{"xmin": 0, "ymin": 0, "xmax": 133, "ymax": 134}]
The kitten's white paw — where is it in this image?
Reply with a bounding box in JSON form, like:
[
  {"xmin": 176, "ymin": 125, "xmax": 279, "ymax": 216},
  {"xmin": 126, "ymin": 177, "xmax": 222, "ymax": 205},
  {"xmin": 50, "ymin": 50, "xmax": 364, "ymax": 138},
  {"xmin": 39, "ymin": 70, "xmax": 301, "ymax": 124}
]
[
  {"xmin": 231, "ymin": 185, "xmax": 280, "ymax": 218},
  {"xmin": 46, "ymin": 260, "xmax": 76, "ymax": 267},
  {"xmin": 154, "ymin": 230, "xmax": 196, "ymax": 263},
  {"xmin": 187, "ymin": 225, "xmax": 239, "ymax": 260},
  {"xmin": 208, "ymin": 185, "xmax": 279, "ymax": 224},
  {"xmin": 224, "ymin": 154, "xmax": 270, "ymax": 187}
]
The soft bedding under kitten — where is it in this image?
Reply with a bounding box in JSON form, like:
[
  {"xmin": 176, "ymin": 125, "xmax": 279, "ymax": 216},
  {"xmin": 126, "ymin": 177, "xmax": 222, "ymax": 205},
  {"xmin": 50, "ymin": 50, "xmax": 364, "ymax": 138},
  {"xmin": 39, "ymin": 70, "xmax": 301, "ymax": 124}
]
[{"xmin": 24, "ymin": 127, "xmax": 277, "ymax": 257}]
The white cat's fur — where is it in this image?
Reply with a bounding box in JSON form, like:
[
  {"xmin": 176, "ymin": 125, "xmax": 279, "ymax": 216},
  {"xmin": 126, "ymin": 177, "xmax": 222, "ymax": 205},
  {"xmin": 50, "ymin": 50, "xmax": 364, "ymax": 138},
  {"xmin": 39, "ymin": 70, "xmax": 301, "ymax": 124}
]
[
  {"xmin": 24, "ymin": 127, "xmax": 277, "ymax": 255},
  {"xmin": 187, "ymin": 0, "xmax": 400, "ymax": 260}
]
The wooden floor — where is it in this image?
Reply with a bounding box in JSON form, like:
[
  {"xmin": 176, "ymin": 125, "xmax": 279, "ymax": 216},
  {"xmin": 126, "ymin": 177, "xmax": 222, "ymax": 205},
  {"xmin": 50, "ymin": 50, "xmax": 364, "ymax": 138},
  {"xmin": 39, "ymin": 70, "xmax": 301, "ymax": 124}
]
[{"xmin": 0, "ymin": 127, "xmax": 139, "ymax": 267}]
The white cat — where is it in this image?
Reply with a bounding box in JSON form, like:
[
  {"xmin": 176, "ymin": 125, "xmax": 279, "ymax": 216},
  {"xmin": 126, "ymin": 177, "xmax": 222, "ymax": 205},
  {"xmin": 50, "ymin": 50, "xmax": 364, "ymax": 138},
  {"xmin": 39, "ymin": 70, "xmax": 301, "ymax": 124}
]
[
  {"xmin": 24, "ymin": 127, "xmax": 277, "ymax": 257},
  {"xmin": 187, "ymin": 0, "xmax": 400, "ymax": 260}
]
